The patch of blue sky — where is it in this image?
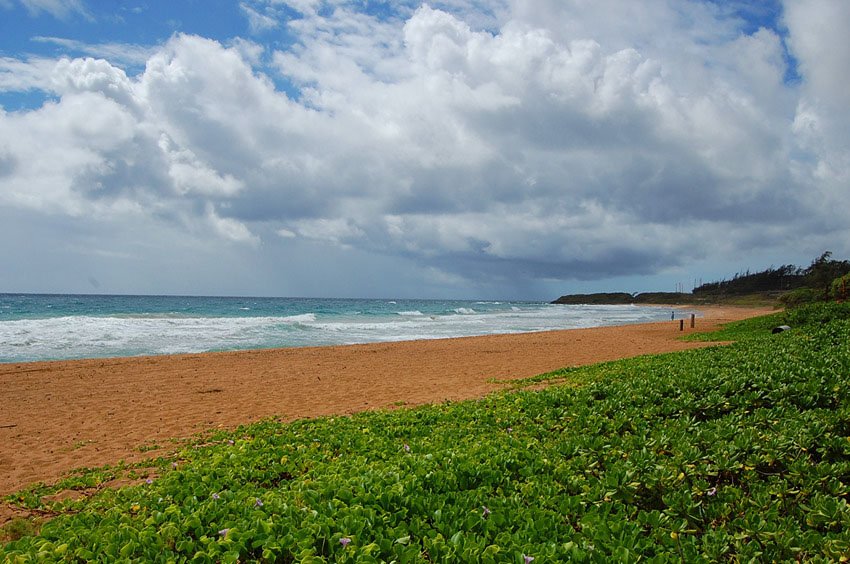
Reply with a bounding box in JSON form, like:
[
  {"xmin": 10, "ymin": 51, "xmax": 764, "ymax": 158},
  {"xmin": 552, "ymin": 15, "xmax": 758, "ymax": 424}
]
[
  {"xmin": 0, "ymin": 0, "xmax": 307, "ymax": 100},
  {"xmin": 0, "ymin": 90, "xmax": 55, "ymax": 112},
  {"xmin": 264, "ymin": 73, "xmax": 304, "ymax": 103},
  {"xmin": 780, "ymin": 42, "xmax": 801, "ymax": 84},
  {"xmin": 723, "ymin": 0, "xmax": 784, "ymax": 35},
  {"xmin": 2, "ymin": 1, "xmax": 281, "ymax": 57},
  {"xmin": 0, "ymin": 5, "xmax": 73, "ymax": 58},
  {"xmin": 63, "ymin": 2, "xmax": 245, "ymax": 49},
  {"xmin": 361, "ymin": 0, "xmax": 413, "ymax": 22},
  {"xmin": 700, "ymin": 0, "xmax": 800, "ymax": 84}
]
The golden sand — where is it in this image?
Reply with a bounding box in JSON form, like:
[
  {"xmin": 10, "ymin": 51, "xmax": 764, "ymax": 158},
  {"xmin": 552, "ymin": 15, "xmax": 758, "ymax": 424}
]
[{"xmin": 0, "ymin": 306, "xmax": 772, "ymax": 496}]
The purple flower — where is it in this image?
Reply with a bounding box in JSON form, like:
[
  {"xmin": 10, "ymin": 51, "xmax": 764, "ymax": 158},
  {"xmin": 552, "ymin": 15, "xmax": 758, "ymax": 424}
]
[
  {"xmin": 506, "ymin": 427, "xmax": 513, "ymax": 433},
  {"xmin": 145, "ymin": 478, "xmax": 153, "ymax": 485},
  {"xmin": 218, "ymin": 528, "xmax": 229, "ymax": 537},
  {"xmin": 339, "ymin": 537, "xmax": 352, "ymax": 547},
  {"xmin": 523, "ymin": 555, "xmax": 534, "ymax": 564},
  {"xmin": 171, "ymin": 462, "xmax": 178, "ymax": 469},
  {"xmin": 211, "ymin": 493, "xmax": 220, "ymax": 500},
  {"xmin": 227, "ymin": 440, "xmax": 235, "ymax": 446},
  {"xmin": 403, "ymin": 444, "xmax": 411, "ymax": 452},
  {"xmin": 254, "ymin": 498, "xmax": 264, "ymax": 507},
  {"xmin": 482, "ymin": 506, "xmax": 491, "ymax": 518},
  {"xmin": 707, "ymin": 487, "xmax": 717, "ymax": 496}
]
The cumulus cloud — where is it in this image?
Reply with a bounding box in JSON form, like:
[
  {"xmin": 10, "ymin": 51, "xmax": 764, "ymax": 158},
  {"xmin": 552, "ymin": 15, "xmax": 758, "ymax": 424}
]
[
  {"xmin": 0, "ymin": 0, "xmax": 847, "ymax": 297},
  {"xmin": 784, "ymin": 0, "xmax": 850, "ymax": 221}
]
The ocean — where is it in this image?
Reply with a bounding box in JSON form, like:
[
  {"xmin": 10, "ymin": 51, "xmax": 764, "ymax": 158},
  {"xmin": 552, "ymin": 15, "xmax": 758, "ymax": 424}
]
[{"xmin": 0, "ymin": 294, "xmax": 685, "ymax": 363}]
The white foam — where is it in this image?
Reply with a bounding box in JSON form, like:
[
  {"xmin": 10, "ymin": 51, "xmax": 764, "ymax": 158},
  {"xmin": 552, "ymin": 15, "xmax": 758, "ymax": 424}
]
[
  {"xmin": 0, "ymin": 303, "xmax": 676, "ymax": 363},
  {"xmin": 0, "ymin": 314, "xmax": 315, "ymax": 362},
  {"xmin": 281, "ymin": 313, "xmax": 317, "ymax": 323}
]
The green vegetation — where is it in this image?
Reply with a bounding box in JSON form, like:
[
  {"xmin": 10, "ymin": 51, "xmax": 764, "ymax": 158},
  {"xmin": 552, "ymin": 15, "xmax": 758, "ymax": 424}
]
[
  {"xmin": 684, "ymin": 310, "xmax": 785, "ymax": 344},
  {"xmin": 832, "ymin": 274, "xmax": 850, "ymax": 302},
  {"xmin": 552, "ymin": 251, "xmax": 850, "ymax": 306},
  {"xmin": 3, "ymin": 304, "xmax": 850, "ymax": 562},
  {"xmin": 692, "ymin": 264, "xmax": 805, "ymax": 298},
  {"xmin": 0, "ymin": 519, "xmax": 40, "ymax": 544},
  {"xmin": 550, "ymin": 292, "xmax": 635, "ymax": 305},
  {"xmin": 804, "ymin": 253, "xmax": 850, "ymax": 300}
]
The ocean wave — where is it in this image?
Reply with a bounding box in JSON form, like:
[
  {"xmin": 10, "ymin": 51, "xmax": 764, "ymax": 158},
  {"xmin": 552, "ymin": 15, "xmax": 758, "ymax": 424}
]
[
  {"xmin": 281, "ymin": 313, "xmax": 317, "ymax": 323},
  {"xmin": 0, "ymin": 301, "xmax": 678, "ymax": 363},
  {"xmin": 0, "ymin": 314, "xmax": 316, "ymax": 362}
]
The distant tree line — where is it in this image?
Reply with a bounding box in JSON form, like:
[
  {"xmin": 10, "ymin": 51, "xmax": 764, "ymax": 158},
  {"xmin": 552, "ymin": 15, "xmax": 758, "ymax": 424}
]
[
  {"xmin": 778, "ymin": 252, "xmax": 850, "ymax": 306},
  {"xmin": 692, "ymin": 264, "xmax": 806, "ymax": 296},
  {"xmin": 693, "ymin": 252, "xmax": 850, "ymax": 299},
  {"xmin": 552, "ymin": 252, "xmax": 850, "ymax": 306}
]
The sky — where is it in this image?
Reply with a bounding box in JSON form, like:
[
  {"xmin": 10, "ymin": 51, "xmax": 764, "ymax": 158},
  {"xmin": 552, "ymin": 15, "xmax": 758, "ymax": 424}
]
[{"xmin": 0, "ymin": 0, "xmax": 848, "ymax": 300}]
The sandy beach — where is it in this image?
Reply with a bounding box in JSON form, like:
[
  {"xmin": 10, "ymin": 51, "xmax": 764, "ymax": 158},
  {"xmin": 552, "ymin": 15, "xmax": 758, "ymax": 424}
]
[{"xmin": 0, "ymin": 306, "xmax": 772, "ymax": 496}]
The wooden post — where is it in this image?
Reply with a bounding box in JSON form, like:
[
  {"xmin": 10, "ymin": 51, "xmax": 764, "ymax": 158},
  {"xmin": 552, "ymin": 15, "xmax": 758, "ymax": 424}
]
[
  {"xmin": 679, "ymin": 319, "xmax": 684, "ymax": 331},
  {"xmin": 690, "ymin": 313, "xmax": 695, "ymax": 328}
]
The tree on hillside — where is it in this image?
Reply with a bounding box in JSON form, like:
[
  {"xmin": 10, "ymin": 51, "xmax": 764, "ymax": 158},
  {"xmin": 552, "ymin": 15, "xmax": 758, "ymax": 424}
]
[
  {"xmin": 805, "ymin": 251, "xmax": 850, "ymax": 298},
  {"xmin": 692, "ymin": 264, "xmax": 805, "ymax": 296}
]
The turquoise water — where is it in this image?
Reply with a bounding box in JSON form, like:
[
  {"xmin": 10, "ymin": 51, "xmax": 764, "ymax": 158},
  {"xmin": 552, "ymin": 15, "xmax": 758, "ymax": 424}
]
[{"xmin": 0, "ymin": 294, "xmax": 681, "ymax": 363}]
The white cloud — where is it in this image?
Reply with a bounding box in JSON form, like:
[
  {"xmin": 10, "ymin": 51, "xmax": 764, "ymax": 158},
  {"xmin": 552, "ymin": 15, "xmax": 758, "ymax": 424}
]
[
  {"xmin": 32, "ymin": 36, "xmax": 156, "ymax": 67},
  {"xmin": 226, "ymin": 37, "xmax": 266, "ymax": 66},
  {"xmin": 784, "ymin": 0, "xmax": 850, "ymax": 109},
  {"xmin": 17, "ymin": 0, "xmax": 87, "ymax": 18},
  {"xmin": 157, "ymin": 134, "xmax": 245, "ymax": 197},
  {"xmin": 0, "ymin": 56, "xmax": 57, "ymax": 92},
  {"xmin": 240, "ymin": 2, "xmax": 279, "ymax": 33},
  {"xmin": 0, "ymin": 92, "xmax": 135, "ymax": 215},
  {"xmin": 783, "ymin": 0, "xmax": 850, "ymax": 227},
  {"xmin": 206, "ymin": 204, "xmax": 259, "ymax": 245},
  {"xmin": 51, "ymin": 57, "xmax": 137, "ymax": 108},
  {"xmin": 294, "ymin": 218, "xmax": 366, "ymax": 246},
  {"xmin": 0, "ymin": 1, "xmax": 847, "ymax": 297}
]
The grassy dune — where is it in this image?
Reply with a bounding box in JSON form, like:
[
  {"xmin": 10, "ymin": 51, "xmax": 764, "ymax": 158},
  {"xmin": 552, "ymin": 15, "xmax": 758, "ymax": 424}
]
[{"xmin": 3, "ymin": 304, "xmax": 850, "ymax": 562}]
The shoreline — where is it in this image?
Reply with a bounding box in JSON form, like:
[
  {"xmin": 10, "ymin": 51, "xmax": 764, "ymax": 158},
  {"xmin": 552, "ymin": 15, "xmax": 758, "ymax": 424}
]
[
  {"xmin": 1, "ymin": 301, "xmax": 688, "ymax": 366},
  {"xmin": 0, "ymin": 305, "xmax": 772, "ymax": 496}
]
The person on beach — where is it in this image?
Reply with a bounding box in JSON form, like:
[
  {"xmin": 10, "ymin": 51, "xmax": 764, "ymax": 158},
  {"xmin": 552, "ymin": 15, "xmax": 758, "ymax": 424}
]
[{"xmin": 671, "ymin": 311, "xmax": 675, "ymax": 320}]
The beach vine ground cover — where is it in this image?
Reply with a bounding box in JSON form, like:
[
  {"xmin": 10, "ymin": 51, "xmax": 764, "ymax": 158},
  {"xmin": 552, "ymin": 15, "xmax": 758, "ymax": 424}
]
[{"xmin": 2, "ymin": 303, "xmax": 850, "ymax": 562}]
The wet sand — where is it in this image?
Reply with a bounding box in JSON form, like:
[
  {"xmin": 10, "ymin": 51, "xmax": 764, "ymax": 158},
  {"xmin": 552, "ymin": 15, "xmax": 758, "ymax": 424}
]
[{"xmin": 0, "ymin": 306, "xmax": 772, "ymax": 496}]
